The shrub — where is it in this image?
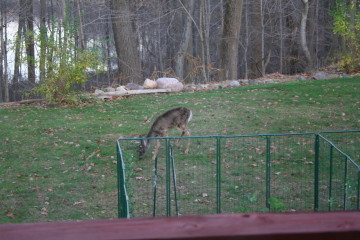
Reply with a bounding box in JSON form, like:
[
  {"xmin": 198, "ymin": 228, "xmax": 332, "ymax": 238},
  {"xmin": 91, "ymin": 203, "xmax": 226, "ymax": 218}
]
[{"xmin": 332, "ymin": 1, "xmax": 360, "ymax": 72}]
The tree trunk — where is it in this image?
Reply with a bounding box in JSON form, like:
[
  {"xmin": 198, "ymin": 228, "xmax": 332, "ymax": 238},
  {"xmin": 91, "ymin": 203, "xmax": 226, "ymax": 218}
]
[
  {"xmin": 219, "ymin": 0, "xmax": 243, "ymax": 81},
  {"xmin": 76, "ymin": 0, "xmax": 85, "ymax": 50},
  {"xmin": 47, "ymin": 0, "xmax": 55, "ymax": 76},
  {"xmin": 25, "ymin": 0, "xmax": 35, "ymax": 83},
  {"xmin": 249, "ymin": 0, "xmax": 263, "ymax": 78},
  {"xmin": 199, "ymin": 0, "xmax": 209, "ymax": 82},
  {"xmin": 157, "ymin": 0, "xmax": 164, "ymax": 72},
  {"xmin": 0, "ymin": 2, "xmax": 3, "ymax": 102},
  {"xmin": 3, "ymin": 2, "xmax": 9, "ymax": 102},
  {"xmin": 300, "ymin": 0, "xmax": 313, "ymax": 72},
  {"xmin": 105, "ymin": 16, "xmax": 112, "ymax": 86},
  {"xmin": 175, "ymin": 0, "xmax": 195, "ymax": 80},
  {"xmin": 278, "ymin": 0, "xmax": 284, "ymax": 74},
  {"xmin": 39, "ymin": 0, "xmax": 47, "ymax": 82},
  {"xmin": 240, "ymin": 1, "xmax": 249, "ymax": 79},
  {"xmin": 13, "ymin": 0, "xmax": 26, "ymax": 85},
  {"xmin": 110, "ymin": 0, "xmax": 142, "ymax": 84}
]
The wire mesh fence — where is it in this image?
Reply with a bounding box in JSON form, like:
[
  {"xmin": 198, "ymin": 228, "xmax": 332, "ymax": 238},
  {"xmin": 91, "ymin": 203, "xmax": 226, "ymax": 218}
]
[{"xmin": 117, "ymin": 131, "xmax": 360, "ymax": 218}]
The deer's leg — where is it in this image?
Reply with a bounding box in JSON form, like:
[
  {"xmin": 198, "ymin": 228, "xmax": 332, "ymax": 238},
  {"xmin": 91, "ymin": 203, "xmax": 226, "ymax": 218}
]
[
  {"xmin": 152, "ymin": 139, "xmax": 161, "ymax": 161},
  {"xmin": 177, "ymin": 125, "xmax": 191, "ymax": 153},
  {"xmin": 174, "ymin": 128, "xmax": 184, "ymax": 146},
  {"xmin": 184, "ymin": 127, "xmax": 191, "ymax": 154}
]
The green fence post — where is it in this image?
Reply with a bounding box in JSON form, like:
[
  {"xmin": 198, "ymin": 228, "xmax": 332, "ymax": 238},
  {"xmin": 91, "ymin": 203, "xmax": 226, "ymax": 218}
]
[
  {"xmin": 357, "ymin": 168, "xmax": 360, "ymax": 210},
  {"xmin": 343, "ymin": 157, "xmax": 348, "ymax": 210},
  {"xmin": 170, "ymin": 145, "xmax": 180, "ymax": 216},
  {"xmin": 314, "ymin": 134, "xmax": 320, "ymax": 211},
  {"xmin": 216, "ymin": 137, "xmax": 221, "ymax": 214},
  {"xmin": 116, "ymin": 141, "xmax": 129, "ymax": 218},
  {"xmin": 153, "ymin": 156, "xmax": 158, "ymax": 217},
  {"xmin": 328, "ymin": 145, "xmax": 334, "ymax": 211},
  {"xmin": 266, "ymin": 136, "xmax": 271, "ymax": 209},
  {"xmin": 165, "ymin": 139, "xmax": 171, "ymax": 216},
  {"xmin": 116, "ymin": 142, "xmax": 122, "ymax": 218}
]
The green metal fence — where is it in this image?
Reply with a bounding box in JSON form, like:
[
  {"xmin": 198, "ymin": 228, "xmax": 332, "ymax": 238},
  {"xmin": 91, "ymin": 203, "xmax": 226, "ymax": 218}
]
[{"xmin": 116, "ymin": 131, "xmax": 360, "ymax": 218}]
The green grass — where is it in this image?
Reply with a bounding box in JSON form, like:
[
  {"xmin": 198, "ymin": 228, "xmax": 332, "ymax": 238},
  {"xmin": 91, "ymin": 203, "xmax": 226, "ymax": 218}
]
[{"xmin": 1, "ymin": 77, "xmax": 360, "ymax": 223}]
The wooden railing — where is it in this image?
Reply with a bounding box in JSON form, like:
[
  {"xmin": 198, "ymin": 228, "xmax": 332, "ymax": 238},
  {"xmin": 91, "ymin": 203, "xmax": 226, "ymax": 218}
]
[{"xmin": 1, "ymin": 211, "xmax": 360, "ymax": 239}]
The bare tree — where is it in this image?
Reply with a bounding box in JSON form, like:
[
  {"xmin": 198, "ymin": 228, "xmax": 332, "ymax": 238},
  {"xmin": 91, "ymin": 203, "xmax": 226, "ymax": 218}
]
[
  {"xmin": 300, "ymin": 0, "xmax": 313, "ymax": 71},
  {"xmin": 25, "ymin": 0, "xmax": 35, "ymax": 83},
  {"xmin": 13, "ymin": 0, "xmax": 26, "ymax": 86},
  {"xmin": 76, "ymin": 0, "xmax": 86, "ymax": 50},
  {"xmin": 110, "ymin": 0, "xmax": 142, "ymax": 84},
  {"xmin": 219, "ymin": 0, "xmax": 243, "ymax": 81},
  {"xmin": 249, "ymin": 0, "xmax": 263, "ymax": 78},
  {"xmin": 175, "ymin": 0, "xmax": 195, "ymax": 80},
  {"xmin": 0, "ymin": 1, "xmax": 4, "ymax": 102},
  {"xmin": 0, "ymin": 0, "xmax": 9, "ymax": 102},
  {"xmin": 39, "ymin": 0, "xmax": 47, "ymax": 82}
]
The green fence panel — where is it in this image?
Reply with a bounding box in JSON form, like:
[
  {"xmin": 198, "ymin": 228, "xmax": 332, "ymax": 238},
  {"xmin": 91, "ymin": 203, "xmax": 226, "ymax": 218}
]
[
  {"xmin": 318, "ymin": 133, "xmax": 360, "ymax": 211},
  {"xmin": 117, "ymin": 131, "xmax": 360, "ymax": 218},
  {"xmin": 320, "ymin": 130, "xmax": 360, "ymax": 164}
]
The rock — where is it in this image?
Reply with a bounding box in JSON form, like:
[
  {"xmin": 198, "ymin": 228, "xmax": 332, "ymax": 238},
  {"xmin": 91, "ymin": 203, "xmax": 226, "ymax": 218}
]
[
  {"xmin": 327, "ymin": 74, "xmax": 340, "ymax": 79},
  {"xmin": 104, "ymin": 87, "xmax": 115, "ymax": 92},
  {"xmin": 340, "ymin": 73, "xmax": 351, "ymax": 78},
  {"xmin": 143, "ymin": 78, "xmax": 157, "ymax": 89},
  {"xmin": 156, "ymin": 77, "xmax": 183, "ymax": 91},
  {"xmin": 126, "ymin": 83, "xmax": 144, "ymax": 90},
  {"xmin": 249, "ymin": 79, "xmax": 258, "ymax": 85},
  {"xmin": 209, "ymin": 83, "xmax": 221, "ymax": 89},
  {"xmin": 220, "ymin": 83, "xmax": 229, "ymax": 88},
  {"xmin": 98, "ymin": 95, "xmax": 111, "ymax": 100},
  {"xmin": 313, "ymin": 71, "xmax": 329, "ymax": 80},
  {"xmin": 264, "ymin": 79, "xmax": 275, "ymax": 84},
  {"xmin": 239, "ymin": 80, "xmax": 249, "ymax": 85},
  {"xmin": 184, "ymin": 84, "xmax": 195, "ymax": 91},
  {"xmin": 229, "ymin": 80, "xmax": 240, "ymax": 87},
  {"xmin": 116, "ymin": 86, "xmax": 127, "ymax": 94},
  {"xmin": 94, "ymin": 89, "xmax": 104, "ymax": 94},
  {"xmin": 295, "ymin": 75, "xmax": 308, "ymax": 81}
]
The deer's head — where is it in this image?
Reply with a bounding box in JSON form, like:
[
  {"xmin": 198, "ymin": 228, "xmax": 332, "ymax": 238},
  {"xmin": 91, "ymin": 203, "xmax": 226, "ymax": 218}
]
[{"xmin": 139, "ymin": 138, "xmax": 148, "ymax": 159}]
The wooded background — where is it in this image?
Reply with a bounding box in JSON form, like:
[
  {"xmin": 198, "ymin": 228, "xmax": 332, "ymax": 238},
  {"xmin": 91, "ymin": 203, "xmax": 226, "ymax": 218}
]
[{"xmin": 0, "ymin": 0, "xmax": 358, "ymax": 102}]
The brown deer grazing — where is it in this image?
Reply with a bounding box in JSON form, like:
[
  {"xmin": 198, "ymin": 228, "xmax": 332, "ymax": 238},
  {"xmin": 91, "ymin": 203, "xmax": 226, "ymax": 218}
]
[{"xmin": 139, "ymin": 107, "xmax": 192, "ymax": 159}]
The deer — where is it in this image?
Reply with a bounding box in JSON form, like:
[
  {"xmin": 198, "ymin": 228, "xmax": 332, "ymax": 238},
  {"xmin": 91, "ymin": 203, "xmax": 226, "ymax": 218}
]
[{"xmin": 139, "ymin": 107, "xmax": 192, "ymax": 160}]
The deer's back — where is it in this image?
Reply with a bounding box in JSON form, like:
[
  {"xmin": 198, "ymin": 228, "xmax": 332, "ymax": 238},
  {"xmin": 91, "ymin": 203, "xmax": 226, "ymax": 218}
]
[{"xmin": 150, "ymin": 107, "xmax": 191, "ymax": 136}]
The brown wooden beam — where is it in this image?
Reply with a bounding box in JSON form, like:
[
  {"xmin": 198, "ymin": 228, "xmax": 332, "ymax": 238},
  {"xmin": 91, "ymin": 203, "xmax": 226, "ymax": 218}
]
[{"xmin": 1, "ymin": 211, "xmax": 360, "ymax": 240}]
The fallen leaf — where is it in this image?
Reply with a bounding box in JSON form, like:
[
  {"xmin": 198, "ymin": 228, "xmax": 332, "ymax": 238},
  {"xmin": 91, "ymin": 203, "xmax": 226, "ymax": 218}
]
[
  {"xmin": 73, "ymin": 200, "xmax": 85, "ymax": 205},
  {"xmin": 41, "ymin": 207, "xmax": 48, "ymax": 216}
]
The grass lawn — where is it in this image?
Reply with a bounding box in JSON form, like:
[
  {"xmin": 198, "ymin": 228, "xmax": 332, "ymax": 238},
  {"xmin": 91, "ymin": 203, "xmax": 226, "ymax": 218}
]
[{"xmin": 1, "ymin": 77, "xmax": 359, "ymax": 223}]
